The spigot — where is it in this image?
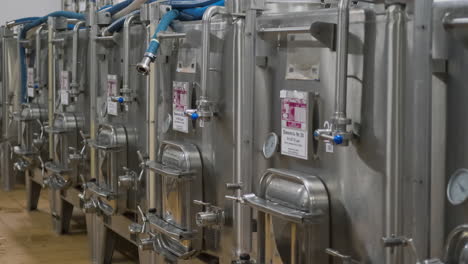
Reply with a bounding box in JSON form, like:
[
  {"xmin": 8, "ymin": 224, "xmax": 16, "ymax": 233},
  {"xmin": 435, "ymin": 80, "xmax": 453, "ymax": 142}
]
[
  {"xmin": 325, "ymin": 248, "xmax": 359, "ymax": 264},
  {"xmin": 184, "ymin": 97, "xmax": 216, "ymax": 128},
  {"xmin": 118, "ymin": 167, "xmax": 137, "ymax": 189},
  {"xmin": 82, "ymin": 199, "xmax": 98, "ymax": 214},
  {"xmin": 13, "ymin": 159, "xmax": 29, "ymax": 172},
  {"xmin": 314, "ymin": 118, "xmax": 353, "ymax": 146},
  {"xmin": 68, "ymin": 147, "xmax": 82, "ymax": 161},
  {"xmin": 193, "ymin": 200, "xmax": 224, "ymax": 228},
  {"xmin": 79, "ymin": 130, "xmax": 89, "ymax": 158},
  {"xmin": 137, "ymin": 150, "xmax": 148, "ymax": 182},
  {"xmin": 131, "ymin": 205, "xmax": 150, "ymax": 235},
  {"xmin": 382, "ymin": 235, "xmax": 420, "ymax": 263},
  {"xmin": 136, "ymin": 54, "xmax": 155, "ymax": 75}
]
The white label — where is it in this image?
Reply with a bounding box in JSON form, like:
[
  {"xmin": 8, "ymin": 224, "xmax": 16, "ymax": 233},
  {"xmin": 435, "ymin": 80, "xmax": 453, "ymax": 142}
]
[
  {"xmin": 107, "ymin": 99, "xmax": 119, "ymax": 116},
  {"xmin": 61, "ymin": 90, "xmax": 70, "ymax": 105},
  {"xmin": 326, "ymin": 142, "xmax": 334, "ymax": 153},
  {"xmin": 27, "ymin": 87, "xmax": 35, "ymax": 97},
  {"xmin": 280, "ymin": 90, "xmax": 309, "ymax": 160},
  {"xmin": 27, "ymin": 68, "xmax": 35, "ymax": 87},
  {"xmin": 107, "ymin": 75, "xmax": 119, "ymax": 97},
  {"xmin": 172, "ymin": 82, "xmax": 190, "ymax": 133},
  {"xmin": 79, "ymin": 0, "xmax": 87, "ymax": 12},
  {"xmin": 60, "ymin": 71, "xmax": 70, "ymax": 91}
]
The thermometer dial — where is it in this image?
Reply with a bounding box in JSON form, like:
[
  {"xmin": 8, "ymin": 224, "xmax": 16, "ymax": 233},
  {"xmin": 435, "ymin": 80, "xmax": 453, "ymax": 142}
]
[
  {"xmin": 263, "ymin": 132, "xmax": 279, "ymax": 159},
  {"xmin": 447, "ymin": 168, "xmax": 468, "ymax": 205}
]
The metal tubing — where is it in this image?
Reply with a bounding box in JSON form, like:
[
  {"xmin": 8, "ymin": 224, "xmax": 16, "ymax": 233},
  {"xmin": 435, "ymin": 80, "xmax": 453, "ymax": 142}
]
[
  {"xmin": 35, "ymin": 26, "xmax": 44, "ymax": 86},
  {"xmin": 48, "ymin": 17, "xmax": 55, "ymax": 159},
  {"xmin": 71, "ymin": 21, "xmax": 85, "ymax": 89},
  {"xmin": 333, "ymin": 0, "xmax": 352, "ymax": 124},
  {"xmin": 89, "ymin": 1, "xmax": 98, "ymax": 181},
  {"xmin": 122, "ymin": 13, "xmax": 139, "ymax": 92},
  {"xmin": 201, "ymin": 6, "xmax": 227, "ymax": 98},
  {"xmin": 384, "ymin": 4, "xmax": 406, "ymax": 264}
]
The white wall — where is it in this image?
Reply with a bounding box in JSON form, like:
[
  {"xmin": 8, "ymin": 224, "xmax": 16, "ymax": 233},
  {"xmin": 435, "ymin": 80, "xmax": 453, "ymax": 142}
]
[{"xmin": 0, "ymin": 0, "xmax": 62, "ymax": 26}]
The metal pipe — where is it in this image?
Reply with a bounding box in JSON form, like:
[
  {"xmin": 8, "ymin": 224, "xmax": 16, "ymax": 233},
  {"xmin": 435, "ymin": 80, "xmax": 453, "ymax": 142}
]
[
  {"xmin": 384, "ymin": 4, "xmax": 406, "ymax": 264},
  {"xmin": 89, "ymin": 1, "xmax": 98, "ymax": 182},
  {"xmin": 71, "ymin": 21, "xmax": 85, "ymax": 91},
  {"xmin": 333, "ymin": 0, "xmax": 351, "ymax": 124},
  {"xmin": 34, "ymin": 25, "xmax": 44, "ymax": 86},
  {"xmin": 122, "ymin": 13, "xmax": 139, "ymax": 93},
  {"xmin": 48, "ymin": 17, "xmax": 55, "ymax": 159},
  {"xmin": 201, "ymin": 6, "xmax": 227, "ymax": 98}
]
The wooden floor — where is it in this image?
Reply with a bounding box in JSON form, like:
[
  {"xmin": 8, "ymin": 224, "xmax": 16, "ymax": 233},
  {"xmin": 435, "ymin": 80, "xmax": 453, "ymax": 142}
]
[{"xmin": 0, "ymin": 185, "xmax": 133, "ymax": 264}]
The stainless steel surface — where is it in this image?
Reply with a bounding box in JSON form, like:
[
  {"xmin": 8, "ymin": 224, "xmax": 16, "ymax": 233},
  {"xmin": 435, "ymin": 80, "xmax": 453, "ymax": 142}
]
[{"xmin": 384, "ymin": 4, "xmax": 406, "ymax": 264}]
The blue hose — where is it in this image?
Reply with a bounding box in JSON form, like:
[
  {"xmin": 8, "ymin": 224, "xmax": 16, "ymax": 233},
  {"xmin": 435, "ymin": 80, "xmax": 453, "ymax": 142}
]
[
  {"xmin": 19, "ymin": 11, "xmax": 86, "ymax": 103},
  {"xmin": 145, "ymin": 10, "xmax": 180, "ymax": 59},
  {"xmin": 105, "ymin": 10, "xmax": 140, "ymax": 34},
  {"xmin": 101, "ymin": 0, "xmax": 133, "ymax": 15},
  {"xmin": 177, "ymin": 0, "xmax": 224, "ymax": 21},
  {"xmin": 11, "ymin": 17, "xmax": 41, "ymax": 25},
  {"xmin": 169, "ymin": 0, "xmax": 221, "ymax": 8}
]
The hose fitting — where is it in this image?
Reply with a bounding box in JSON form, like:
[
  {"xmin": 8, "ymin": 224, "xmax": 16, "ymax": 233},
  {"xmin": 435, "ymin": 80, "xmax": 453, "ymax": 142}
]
[{"xmin": 136, "ymin": 53, "xmax": 156, "ymax": 75}]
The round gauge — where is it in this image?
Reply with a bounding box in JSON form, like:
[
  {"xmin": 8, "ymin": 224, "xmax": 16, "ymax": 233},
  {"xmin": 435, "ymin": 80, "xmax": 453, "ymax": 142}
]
[
  {"xmin": 263, "ymin": 132, "xmax": 279, "ymax": 159},
  {"xmin": 447, "ymin": 168, "xmax": 468, "ymax": 205}
]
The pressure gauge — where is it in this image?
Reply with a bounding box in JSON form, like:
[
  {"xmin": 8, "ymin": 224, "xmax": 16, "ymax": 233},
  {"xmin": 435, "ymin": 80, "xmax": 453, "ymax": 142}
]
[
  {"xmin": 447, "ymin": 169, "xmax": 468, "ymax": 205},
  {"xmin": 263, "ymin": 132, "xmax": 279, "ymax": 159}
]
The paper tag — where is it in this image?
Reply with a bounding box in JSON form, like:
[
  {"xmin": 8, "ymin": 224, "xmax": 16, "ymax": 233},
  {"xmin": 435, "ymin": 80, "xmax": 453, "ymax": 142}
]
[
  {"xmin": 28, "ymin": 87, "xmax": 35, "ymax": 97},
  {"xmin": 108, "ymin": 99, "xmax": 119, "ymax": 116},
  {"xmin": 107, "ymin": 75, "xmax": 119, "ymax": 97},
  {"xmin": 61, "ymin": 90, "xmax": 70, "ymax": 105},
  {"xmin": 280, "ymin": 90, "xmax": 309, "ymax": 160},
  {"xmin": 326, "ymin": 142, "xmax": 334, "ymax": 153},
  {"xmin": 27, "ymin": 68, "xmax": 34, "ymax": 87},
  {"xmin": 60, "ymin": 71, "xmax": 70, "ymax": 91},
  {"xmin": 172, "ymin": 82, "xmax": 190, "ymax": 133},
  {"xmin": 79, "ymin": 0, "xmax": 87, "ymax": 12}
]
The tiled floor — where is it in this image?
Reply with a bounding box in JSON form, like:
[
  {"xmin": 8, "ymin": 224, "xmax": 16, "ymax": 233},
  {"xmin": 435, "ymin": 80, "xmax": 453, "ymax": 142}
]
[{"xmin": 0, "ymin": 185, "xmax": 133, "ymax": 264}]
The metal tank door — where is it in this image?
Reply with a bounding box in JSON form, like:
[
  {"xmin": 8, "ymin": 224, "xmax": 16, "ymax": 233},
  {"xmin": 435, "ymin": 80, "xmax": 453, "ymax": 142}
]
[
  {"xmin": 87, "ymin": 123, "xmax": 132, "ymax": 216},
  {"xmin": 44, "ymin": 112, "xmax": 84, "ymax": 190},
  {"xmin": 12, "ymin": 103, "xmax": 47, "ymax": 171},
  {"xmin": 145, "ymin": 140, "xmax": 203, "ymax": 260},
  {"xmin": 240, "ymin": 168, "xmax": 330, "ymax": 264}
]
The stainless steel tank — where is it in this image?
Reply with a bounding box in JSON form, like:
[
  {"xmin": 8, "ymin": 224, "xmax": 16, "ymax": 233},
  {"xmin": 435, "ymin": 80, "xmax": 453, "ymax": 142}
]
[{"xmin": 82, "ymin": 4, "xmax": 149, "ymax": 262}]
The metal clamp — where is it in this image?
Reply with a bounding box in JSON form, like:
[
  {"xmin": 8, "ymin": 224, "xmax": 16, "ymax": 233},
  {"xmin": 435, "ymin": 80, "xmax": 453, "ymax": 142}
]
[{"xmin": 382, "ymin": 236, "xmax": 420, "ymax": 263}]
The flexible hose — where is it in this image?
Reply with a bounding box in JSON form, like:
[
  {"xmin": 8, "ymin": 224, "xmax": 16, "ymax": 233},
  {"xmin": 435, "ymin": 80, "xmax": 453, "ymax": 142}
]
[
  {"xmin": 113, "ymin": 0, "xmax": 147, "ymax": 19},
  {"xmin": 147, "ymin": 10, "xmax": 180, "ymax": 56},
  {"xmin": 104, "ymin": 10, "xmax": 140, "ymax": 35},
  {"xmin": 101, "ymin": 0, "xmax": 133, "ymax": 15},
  {"xmin": 169, "ymin": 0, "xmax": 221, "ymax": 8},
  {"xmin": 177, "ymin": 0, "xmax": 224, "ymax": 21},
  {"xmin": 19, "ymin": 11, "xmax": 86, "ymax": 103}
]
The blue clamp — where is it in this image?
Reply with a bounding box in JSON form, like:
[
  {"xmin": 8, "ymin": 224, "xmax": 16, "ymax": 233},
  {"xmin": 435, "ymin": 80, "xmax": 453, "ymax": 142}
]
[
  {"xmin": 118, "ymin": 97, "xmax": 124, "ymax": 103},
  {"xmin": 313, "ymin": 131, "xmax": 319, "ymax": 138},
  {"xmin": 333, "ymin": 135, "xmax": 344, "ymax": 145},
  {"xmin": 34, "ymin": 84, "xmax": 39, "ymax": 89},
  {"xmin": 191, "ymin": 112, "xmax": 199, "ymax": 121}
]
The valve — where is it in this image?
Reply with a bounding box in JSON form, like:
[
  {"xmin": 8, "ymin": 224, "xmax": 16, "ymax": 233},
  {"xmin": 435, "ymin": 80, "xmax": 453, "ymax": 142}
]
[
  {"xmin": 184, "ymin": 97, "xmax": 217, "ymax": 128},
  {"xmin": 314, "ymin": 118, "xmax": 353, "ymax": 146},
  {"xmin": 129, "ymin": 205, "xmax": 149, "ymax": 234},
  {"xmin": 382, "ymin": 235, "xmax": 420, "ymax": 263},
  {"xmin": 325, "ymin": 248, "xmax": 359, "ymax": 264},
  {"xmin": 137, "ymin": 150, "xmax": 148, "ymax": 182},
  {"xmin": 118, "ymin": 167, "xmax": 137, "ymax": 189},
  {"xmin": 193, "ymin": 200, "xmax": 224, "ymax": 228},
  {"xmin": 79, "ymin": 130, "xmax": 89, "ymax": 158}
]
